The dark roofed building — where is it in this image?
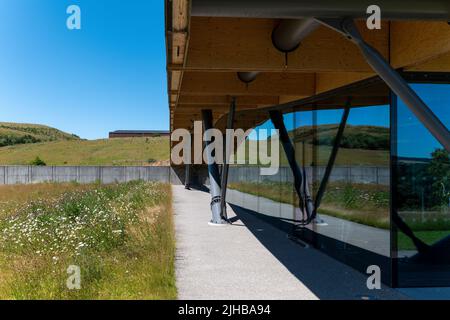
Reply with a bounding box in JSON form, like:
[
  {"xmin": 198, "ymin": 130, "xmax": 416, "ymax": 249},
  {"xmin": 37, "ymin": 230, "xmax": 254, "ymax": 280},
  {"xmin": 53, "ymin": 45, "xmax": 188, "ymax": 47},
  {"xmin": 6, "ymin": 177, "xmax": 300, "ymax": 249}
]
[{"xmin": 109, "ymin": 130, "xmax": 170, "ymax": 139}]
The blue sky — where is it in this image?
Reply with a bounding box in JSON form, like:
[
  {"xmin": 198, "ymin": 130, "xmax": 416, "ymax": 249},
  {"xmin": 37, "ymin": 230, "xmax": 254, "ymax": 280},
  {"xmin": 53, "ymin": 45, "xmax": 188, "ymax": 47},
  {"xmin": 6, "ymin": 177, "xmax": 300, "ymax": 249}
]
[
  {"xmin": 0, "ymin": 1, "xmax": 447, "ymax": 158},
  {"xmin": 0, "ymin": 0, "xmax": 168, "ymax": 139},
  {"xmin": 397, "ymin": 84, "xmax": 450, "ymax": 158}
]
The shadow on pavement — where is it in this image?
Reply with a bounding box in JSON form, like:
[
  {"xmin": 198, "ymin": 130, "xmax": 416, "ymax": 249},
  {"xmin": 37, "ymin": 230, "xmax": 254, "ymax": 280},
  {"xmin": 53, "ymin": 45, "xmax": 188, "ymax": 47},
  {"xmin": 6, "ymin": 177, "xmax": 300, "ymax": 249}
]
[{"xmin": 227, "ymin": 202, "xmax": 406, "ymax": 300}]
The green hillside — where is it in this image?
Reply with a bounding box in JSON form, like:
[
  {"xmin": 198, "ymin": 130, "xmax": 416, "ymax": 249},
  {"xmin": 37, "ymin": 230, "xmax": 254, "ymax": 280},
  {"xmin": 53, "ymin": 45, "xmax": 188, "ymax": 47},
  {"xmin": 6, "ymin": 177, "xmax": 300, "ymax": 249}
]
[
  {"xmin": 0, "ymin": 137, "xmax": 170, "ymax": 166},
  {"xmin": 290, "ymin": 124, "xmax": 390, "ymax": 166},
  {"xmin": 291, "ymin": 124, "xmax": 389, "ymax": 150},
  {"xmin": 244, "ymin": 124, "xmax": 390, "ymax": 166},
  {"xmin": 0, "ymin": 122, "xmax": 389, "ymax": 166},
  {"xmin": 0, "ymin": 122, "xmax": 80, "ymax": 147}
]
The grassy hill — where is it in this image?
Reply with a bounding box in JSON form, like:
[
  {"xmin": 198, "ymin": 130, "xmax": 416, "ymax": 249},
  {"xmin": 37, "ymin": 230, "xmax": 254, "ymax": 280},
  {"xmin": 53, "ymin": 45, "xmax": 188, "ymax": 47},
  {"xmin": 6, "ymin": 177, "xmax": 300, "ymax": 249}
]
[
  {"xmin": 244, "ymin": 124, "xmax": 389, "ymax": 166},
  {"xmin": 244, "ymin": 140, "xmax": 389, "ymax": 167},
  {"xmin": 290, "ymin": 124, "xmax": 389, "ymax": 166},
  {"xmin": 0, "ymin": 122, "xmax": 79, "ymax": 147},
  {"xmin": 0, "ymin": 137, "xmax": 170, "ymax": 166},
  {"xmin": 290, "ymin": 124, "xmax": 389, "ymax": 151},
  {"xmin": 0, "ymin": 122, "xmax": 389, "ymax": 167}
]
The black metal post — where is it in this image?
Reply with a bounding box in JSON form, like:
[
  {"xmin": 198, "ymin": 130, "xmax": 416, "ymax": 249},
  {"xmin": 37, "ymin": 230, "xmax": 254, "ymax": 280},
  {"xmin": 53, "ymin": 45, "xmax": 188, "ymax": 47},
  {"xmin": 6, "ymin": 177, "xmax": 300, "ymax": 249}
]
[
  {"xmin": 185, "ymin": 163, "xmax": 191, "ymax": 190},
  {"xmin": 220, "ymin": 98, "xmax": 236, "ymax": 220},
  {"xmin": 202, "ymin": 109, "xmax": 225, "ymax": 225},
  {"xmin": 269, "ymin": 110, "xmax": 314, "ymax": 221},
  {"xmin": 312, "ymin": 105, "xmax": 350, "ymax": 220}
]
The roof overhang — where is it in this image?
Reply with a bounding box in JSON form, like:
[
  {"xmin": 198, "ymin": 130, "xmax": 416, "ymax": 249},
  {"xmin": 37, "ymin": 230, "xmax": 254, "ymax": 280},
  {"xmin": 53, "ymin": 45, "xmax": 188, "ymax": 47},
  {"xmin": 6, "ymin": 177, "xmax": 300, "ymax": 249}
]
[{"xmin": 165, "ymin": 1, "xmax": 450, "ymax": 132}]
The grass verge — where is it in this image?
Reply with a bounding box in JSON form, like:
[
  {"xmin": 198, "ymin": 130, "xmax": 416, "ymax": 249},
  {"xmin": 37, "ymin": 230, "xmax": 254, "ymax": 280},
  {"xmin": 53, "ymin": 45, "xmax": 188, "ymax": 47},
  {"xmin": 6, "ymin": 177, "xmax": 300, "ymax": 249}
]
[{"xmin": 397, "ymin": 231, "xmax": 450, "ymax": 251}]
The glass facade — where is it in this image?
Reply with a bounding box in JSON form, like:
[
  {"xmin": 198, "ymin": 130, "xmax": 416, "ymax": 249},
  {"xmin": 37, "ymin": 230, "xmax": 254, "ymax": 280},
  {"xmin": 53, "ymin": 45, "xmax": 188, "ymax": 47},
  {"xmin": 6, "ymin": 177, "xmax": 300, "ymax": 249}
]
[
  {"xmin": 393, "ymin": 79, "xmax": 450, "ymax": 287},
  {"xmin": 226, "ymin": 74, "xmax": 450, "ymax": 287}
]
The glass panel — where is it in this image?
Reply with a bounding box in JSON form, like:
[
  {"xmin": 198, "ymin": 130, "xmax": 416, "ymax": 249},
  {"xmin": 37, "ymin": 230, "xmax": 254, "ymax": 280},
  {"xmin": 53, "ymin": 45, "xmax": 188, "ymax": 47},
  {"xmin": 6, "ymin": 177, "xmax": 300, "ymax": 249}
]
[
  {"xmin": 226, "ymin": 119, "xmax": 284, "ymax": 223},
  {"xmin": 312, "ymin": 106, "xmax": 391, "ymax": 254},
  {"xmin": 226, "ymin": 80, "xmax": 393, "ymax": 285},
  {"xmin": 292, "ymin": 109, "xmax": 315, "ymax": 228},
  {"xmin": 394, "ymin": 83, "xmax": 450, "ymax": 287},
  {"xmin": 255, "ymin": 120, "xmax": 283, "ymax": 221},
  {"xmin": 279, "ymin": 112, "xmax": 296, "ymax": 222}
]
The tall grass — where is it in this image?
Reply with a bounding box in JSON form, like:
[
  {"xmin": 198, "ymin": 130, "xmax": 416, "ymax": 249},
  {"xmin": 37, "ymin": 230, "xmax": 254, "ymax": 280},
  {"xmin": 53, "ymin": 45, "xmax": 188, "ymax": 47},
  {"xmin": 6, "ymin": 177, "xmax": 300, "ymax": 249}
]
[{"xmin": 0, "ymin": 181, "xmax": 175, "ymax": 300}]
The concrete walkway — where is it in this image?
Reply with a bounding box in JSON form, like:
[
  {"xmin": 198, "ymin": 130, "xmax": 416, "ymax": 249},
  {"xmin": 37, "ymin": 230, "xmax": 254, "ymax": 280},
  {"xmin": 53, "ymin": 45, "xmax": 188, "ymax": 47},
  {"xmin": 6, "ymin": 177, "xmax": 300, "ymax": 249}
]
[{"xmin": 173, "ymin": 185, "xmax": 407, "ymax": 300}]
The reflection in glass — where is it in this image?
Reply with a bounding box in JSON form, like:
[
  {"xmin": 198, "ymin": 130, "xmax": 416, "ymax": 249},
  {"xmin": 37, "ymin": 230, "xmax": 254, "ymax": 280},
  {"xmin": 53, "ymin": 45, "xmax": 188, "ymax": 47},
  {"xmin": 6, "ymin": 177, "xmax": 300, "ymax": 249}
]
[
  {"xmin": 394, "ymin": 83, "xmax": 450, "ymax": 287},
  {"xmin": 308, "ymin": 106, "xmax": 391, "ymax": 257},
  {"xmin": 223, "ymin": 77, "xmax": 450, "ymax": 287}
]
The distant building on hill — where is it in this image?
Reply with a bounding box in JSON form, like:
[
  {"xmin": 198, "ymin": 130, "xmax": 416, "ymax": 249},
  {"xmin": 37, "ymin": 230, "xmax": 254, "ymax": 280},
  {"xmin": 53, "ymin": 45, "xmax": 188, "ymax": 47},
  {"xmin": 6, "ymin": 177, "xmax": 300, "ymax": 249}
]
[{"xmin": 109, "ymin": 130, "xmax": 170, "ymax": 139}]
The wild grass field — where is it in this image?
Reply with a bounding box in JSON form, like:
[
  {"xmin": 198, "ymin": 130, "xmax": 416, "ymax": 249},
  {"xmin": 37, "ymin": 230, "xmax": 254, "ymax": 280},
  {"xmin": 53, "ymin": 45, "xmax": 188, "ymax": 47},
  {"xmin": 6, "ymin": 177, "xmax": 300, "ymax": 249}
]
[
  {"xmin": 0, "ymin": 137, "xmax": 170, "ymax": 166},
  {"xmin": 0, "ymin": 181, "xmax": 176, "ymax": 300}
]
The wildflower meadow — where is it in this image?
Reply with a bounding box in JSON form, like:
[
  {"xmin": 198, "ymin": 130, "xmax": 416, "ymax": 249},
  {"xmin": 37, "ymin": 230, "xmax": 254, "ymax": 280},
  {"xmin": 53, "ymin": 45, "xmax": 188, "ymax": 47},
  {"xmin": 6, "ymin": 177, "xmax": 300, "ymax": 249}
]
[{"xmin": 0, "ymin": 181, "xmax": 175, "ymax": 299}]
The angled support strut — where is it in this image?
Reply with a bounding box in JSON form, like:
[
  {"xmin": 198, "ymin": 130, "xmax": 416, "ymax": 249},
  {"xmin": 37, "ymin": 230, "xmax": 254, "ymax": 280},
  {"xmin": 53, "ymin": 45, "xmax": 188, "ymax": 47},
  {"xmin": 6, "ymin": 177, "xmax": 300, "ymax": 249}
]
[
  {"xmin": 269, "ymin": 110, "xmax": 314, "ymax": 223},
  {"xmin": 270, "ymin": 104, "xmax": 352, "ymax": 226},
  {"xmin": 317, "ymin": 18, "xmax": 434, "ymax": 251},
  {"xmin": 310, "ymin": 103, "xmax": 350, "ymax": 223},
  {"xmin": 317, "ymin": 18, "xmax": 450, "ymax": 153}
]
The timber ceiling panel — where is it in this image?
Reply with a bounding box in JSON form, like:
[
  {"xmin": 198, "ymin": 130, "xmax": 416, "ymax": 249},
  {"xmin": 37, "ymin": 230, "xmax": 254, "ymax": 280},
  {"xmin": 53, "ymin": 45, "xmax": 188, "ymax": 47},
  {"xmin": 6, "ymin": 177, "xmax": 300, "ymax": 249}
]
[{"xmin": 165, "ymin": 1, "xmax": 450, "ymax": 133}]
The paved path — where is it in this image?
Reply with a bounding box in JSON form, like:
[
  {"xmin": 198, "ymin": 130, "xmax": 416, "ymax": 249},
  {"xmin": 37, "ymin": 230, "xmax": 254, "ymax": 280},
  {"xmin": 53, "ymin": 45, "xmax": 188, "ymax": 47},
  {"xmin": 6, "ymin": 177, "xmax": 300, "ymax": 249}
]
[{"xmin": 173, "ymin": 185, "xmax": 407, "ymax": 300}]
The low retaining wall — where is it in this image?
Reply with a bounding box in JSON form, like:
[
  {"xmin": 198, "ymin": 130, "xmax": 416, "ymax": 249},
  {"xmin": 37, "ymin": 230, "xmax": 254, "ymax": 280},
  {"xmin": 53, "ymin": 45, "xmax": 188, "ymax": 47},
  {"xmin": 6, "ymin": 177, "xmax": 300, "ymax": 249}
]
[
  {"xmin": 0, "ymin": 165, "xmax": 389, "ymax": 186},
  {"xmin": 0, "ymin": 166, "xmax": 173, "ymax": 185},
  {"xmin": 228, "ymin": 166, "xmax": 390, "ymax": 186}
]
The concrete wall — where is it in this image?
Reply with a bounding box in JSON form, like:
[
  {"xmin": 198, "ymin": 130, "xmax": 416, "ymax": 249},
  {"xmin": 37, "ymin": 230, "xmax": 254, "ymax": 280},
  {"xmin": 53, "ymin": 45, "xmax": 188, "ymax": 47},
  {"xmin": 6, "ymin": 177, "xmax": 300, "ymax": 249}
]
[
  {"xmin": 0, "ymin": 166, "xmax": 174, "ymax": 185},
  {"xmin": 0, "ymin": 165, "xmax": 390, "ymax": 186},
  {"xmin": 227, "ymin": 165, "xmax": 390, "ymax": 186}
]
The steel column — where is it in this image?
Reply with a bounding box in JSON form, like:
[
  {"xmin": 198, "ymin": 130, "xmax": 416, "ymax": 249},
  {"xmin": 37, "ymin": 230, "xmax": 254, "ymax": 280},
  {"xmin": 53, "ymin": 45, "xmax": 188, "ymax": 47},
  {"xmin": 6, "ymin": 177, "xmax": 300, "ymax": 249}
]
[
  {"xmin": 311, "ymin": 105, "xmax": 351, "ymax": 222},
  {"xmin": 219, "ymin": 98, "xmax": 236, "ymax": 220},
  {"xmin": 269, "ymin": 110, "xmax": 314, "ymax": 222},
  {"xmin": 184, "ymin": 164, "xmax": 191, "ymax": 190},
  {"xmin": 202, "ymin": 109, "xmax": 226, "ymax": 225}
]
